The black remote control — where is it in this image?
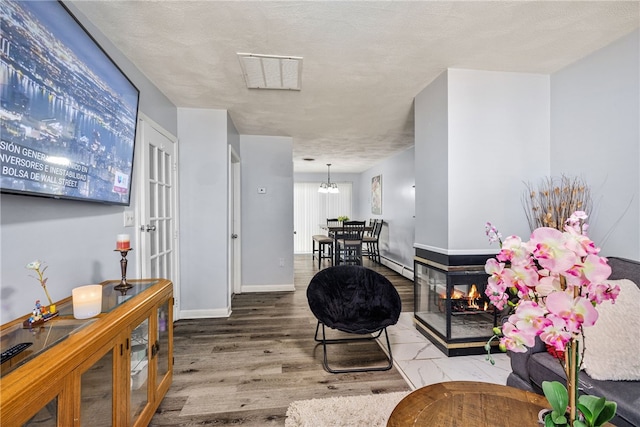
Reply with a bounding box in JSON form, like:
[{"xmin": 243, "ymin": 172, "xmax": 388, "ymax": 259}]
[{"xmin": 1, "ymin": 342, "xmax": 33, "ymax": 364}]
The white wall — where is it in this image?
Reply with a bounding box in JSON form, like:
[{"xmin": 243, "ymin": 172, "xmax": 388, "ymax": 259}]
[
  {"xmin": 177, "ymin": 108, "xmax": 230, "ymax": 317},
  {"xmin": 0, "ymin": 3, "xmax": 177, "ymax": 324},
  {"xmin": 358, "ymin": 147, "xmax": 415, "ymax": 270},
  {"xmin": 240, "ymin": 136, "xmax": 294, "ymax": 291},
  {"xmin": 414, "ymin": 71, "xmax": 449, "ymax": 250},
  {"xmin": 551, "ymin": 29, "xmax": 639, "ymax": 259},
  {"xmin": 414, "ymin": 69, "xmax": 551, "ymax": 254},
  {"xmin": 447, "ymin": 69, "xmax": 550, "ymax": 251}
]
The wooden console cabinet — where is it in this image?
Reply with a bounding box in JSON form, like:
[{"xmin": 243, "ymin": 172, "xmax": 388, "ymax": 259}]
[{"xmin": 0, "ymin": 279, "xmax": 173, "ymax": 426}]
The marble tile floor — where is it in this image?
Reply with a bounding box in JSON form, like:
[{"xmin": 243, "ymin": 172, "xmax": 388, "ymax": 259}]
[{"xmin": 378, "ymin": 312, "xmax": 512, "ymax": 390}]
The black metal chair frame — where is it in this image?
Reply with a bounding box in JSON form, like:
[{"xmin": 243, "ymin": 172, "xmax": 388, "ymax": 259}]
[
  {"xmin": 313, "ymin": 321, "xmax": 394, "ymax": 373},
  {"xmin": 307, "ymin": 265, "xmax": 401, "ymax": 374}
]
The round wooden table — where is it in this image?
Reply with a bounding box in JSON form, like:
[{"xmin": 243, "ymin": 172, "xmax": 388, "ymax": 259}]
[{"xmin": 387, "ymin": 381, "xmax": 550, "ymax": 427}]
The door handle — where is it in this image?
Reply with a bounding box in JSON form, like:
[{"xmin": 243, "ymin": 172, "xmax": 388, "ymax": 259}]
[
  {"xmin": 141, "ymin": 224, "xmax": 157, "ymax": 232},
  {"xmin": 231, "ymin": 234, "xmax": 238, "ymax": 239}
]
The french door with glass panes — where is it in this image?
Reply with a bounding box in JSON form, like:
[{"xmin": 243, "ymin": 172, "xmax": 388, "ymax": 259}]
[{"xmin": 136, "ymin": 114, "xmax": 179, "ymax": 318}]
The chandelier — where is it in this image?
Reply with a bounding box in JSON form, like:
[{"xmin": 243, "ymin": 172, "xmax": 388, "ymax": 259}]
[{"xmin": 318, "ymin": 163, "xmax": 339, "ymax": 193}]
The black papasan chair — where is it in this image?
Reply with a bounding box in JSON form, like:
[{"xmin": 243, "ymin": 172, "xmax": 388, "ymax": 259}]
[{"xmin": 306, "ymin": 265, "xmax": 402, "ymax": 373}]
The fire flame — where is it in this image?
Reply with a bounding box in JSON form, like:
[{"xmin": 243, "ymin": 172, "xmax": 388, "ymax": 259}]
[
  {"xmin": 450, "ymin": 289, "xmax": 465, "ymax": 299},
  {"xmin": 441, "ymin": 284, "xmax": 489, "ymax": 311},
  {"xmin": 468, "ymin": 284, "xmax": 481, "ymax": 300},
  {"xmin": 467, "ymin": 284, "xmax": 480, "ymax": 309}
]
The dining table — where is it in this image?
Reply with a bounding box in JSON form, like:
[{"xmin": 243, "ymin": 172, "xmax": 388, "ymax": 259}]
[{"xmin": 320, "ymin": 222, "xmax": 372, "ymax": 265}]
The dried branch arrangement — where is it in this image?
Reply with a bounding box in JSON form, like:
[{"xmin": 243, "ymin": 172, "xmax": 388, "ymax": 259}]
[{"xmin": 522, "ymin": 175, "xmax": 592, "ymax": 232}]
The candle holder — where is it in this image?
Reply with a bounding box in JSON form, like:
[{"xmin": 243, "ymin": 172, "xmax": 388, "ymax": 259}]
[{"xmin": 114, "ymin": 248, "xmax": 133, "ymax": 293}]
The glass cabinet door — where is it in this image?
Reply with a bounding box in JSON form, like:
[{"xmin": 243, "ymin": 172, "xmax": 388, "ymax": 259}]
[
  {"xmin": 80, "ymin": 346, "xmax": 114, "ymax": 427},
  {"xmin": 156, "ymin": 300, "xmax": 170, "ymax": 388},
  {"xmin": 24, "ymin": 397, "xmax": 58, "ymax": 426},
  {"xmin": 130, "ymin": 317, "xmax": 149, "ymax": 422}
]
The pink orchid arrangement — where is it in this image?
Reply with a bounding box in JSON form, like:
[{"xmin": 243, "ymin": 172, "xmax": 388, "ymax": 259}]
[
  {"xmin": 484, "ymin": 211, "xmax": 619, "ymax": 426},
  {"xmin": 485, "ymin": 212, "xmax": 619, "ymax": 354}
]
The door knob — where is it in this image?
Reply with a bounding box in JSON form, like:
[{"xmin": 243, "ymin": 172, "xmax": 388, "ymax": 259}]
[
  {"xmin": 231, "ymin": 234, "xmax": 238, "ymax": 239},
  {"xmin": 141, "ymin": 224, "xmax": 156, "ymax": 232}
]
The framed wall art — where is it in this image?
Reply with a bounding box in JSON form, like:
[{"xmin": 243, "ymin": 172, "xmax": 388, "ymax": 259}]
[{"xmin": 371, "ymin": 174, "xmax": 382, "ymax": 215}]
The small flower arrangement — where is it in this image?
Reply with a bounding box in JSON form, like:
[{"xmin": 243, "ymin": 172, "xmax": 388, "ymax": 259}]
[
  {"xmin": 484, "ymin": 212, "xmax": 618, "ymax": 427},
  {"xmin": 337, "ymin": 216, "xmax": 349, "ymax": 222},
  {"xmin": 26, "ymin": 260, "xmax": 55, "ymax": 309}
]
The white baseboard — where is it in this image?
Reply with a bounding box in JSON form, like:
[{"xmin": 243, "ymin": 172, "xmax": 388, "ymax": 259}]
[
  {"xmin": 179, "ymin": 307, "xmax": 231, "ymax": 319},
  {"xmin": 240, "ymin": 283, "xmax": 296, "ymax": 293},
  {"xmin": 380, "ymin": 256, "xmax": 414, "ymax": 281}
]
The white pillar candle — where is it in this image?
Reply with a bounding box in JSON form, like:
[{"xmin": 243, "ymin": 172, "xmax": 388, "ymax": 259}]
[
  {"xmin": 72, "ymin": 285, "xmax": 103, "ymax": 319},
  {"xmin": 116, "ymin": 234, "xmax": 130, "ymax": 250}
]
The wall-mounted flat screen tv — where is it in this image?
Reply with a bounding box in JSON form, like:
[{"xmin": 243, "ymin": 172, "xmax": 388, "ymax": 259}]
[{"xmin": 0, "ymin": 0, "xmax": 140, "ymax": 205}]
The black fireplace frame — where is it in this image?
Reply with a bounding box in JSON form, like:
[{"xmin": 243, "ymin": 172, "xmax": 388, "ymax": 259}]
[{"xmin": 414, "ymin": 248, "xmax": 500, "ymax": 356}]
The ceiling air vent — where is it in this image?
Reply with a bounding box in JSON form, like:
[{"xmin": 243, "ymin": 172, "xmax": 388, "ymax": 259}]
[{"xmin": 237, "ymin": 53, "xmax": 302, "ymax": 90}]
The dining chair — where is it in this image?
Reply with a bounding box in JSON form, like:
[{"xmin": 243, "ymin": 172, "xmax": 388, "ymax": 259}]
[
  {"xmin": 326, "ymin": 218, "xmax": 342, "ymax": 228},
  {"xmin": 312, "ymin": 218, "xmax": 340, "ymax": 269},
  {"xmin": 362, "ymin": 219, "xmax": 376, "ymax": 259},
  {"xmin": 307, "ymin": 265, "xmax": 401, "ymax": 373},
  {"xmin": 335, "ymin": 220, "xmax": 365, "ymax": 265},
  {"xmin": 363, "ymin": 219, "xmax": 383, "ymax": 263}
]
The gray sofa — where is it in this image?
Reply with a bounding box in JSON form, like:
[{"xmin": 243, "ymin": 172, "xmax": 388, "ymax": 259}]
[{"xmin": 506, "ymin": 257, "xmax": 640, "ymax": 427}]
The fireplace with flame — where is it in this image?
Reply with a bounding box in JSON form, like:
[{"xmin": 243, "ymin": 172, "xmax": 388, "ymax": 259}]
[
  {"xmin": 414, "ymin": 249, "xmax": 500, "ymax": 356},
  {"xmin": 442, "ymin": 283, "xmax": 488, "ymax": 313}
]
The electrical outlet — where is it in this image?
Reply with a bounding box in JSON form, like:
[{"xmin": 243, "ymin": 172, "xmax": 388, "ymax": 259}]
[
  {"xmin": 123, "ymin": 210, "xmax": 135, "ymax": 227},
  {"xmin": 279, "ymin": 258, "xmax": 285, "ymax": 267}
]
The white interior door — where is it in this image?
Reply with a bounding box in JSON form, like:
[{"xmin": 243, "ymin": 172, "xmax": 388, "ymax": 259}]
[
  {"xmin": 137, "ymin": 114, "xmax": 179, "ymax": 317},
  {"xmin": 228, "ymin": 146, "xmax": 241, "ymax": 299}
]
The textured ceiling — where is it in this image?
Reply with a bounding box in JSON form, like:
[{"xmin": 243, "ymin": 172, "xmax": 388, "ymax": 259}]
[{"xmin": 71, "ymin": 1, "xmax": 639, "ymax": 173}]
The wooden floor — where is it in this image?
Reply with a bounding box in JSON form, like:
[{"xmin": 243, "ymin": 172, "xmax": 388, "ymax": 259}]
[{"xmin": 150, "ymin": 255, "xmax": 414, "ymax": 426}]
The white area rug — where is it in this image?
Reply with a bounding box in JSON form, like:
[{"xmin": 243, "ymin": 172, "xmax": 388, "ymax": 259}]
[{"xmin": 285, "ymin": 391, "xmax": 410, "ymax": 427}]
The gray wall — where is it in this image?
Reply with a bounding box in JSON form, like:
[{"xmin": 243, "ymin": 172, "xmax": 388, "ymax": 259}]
[
  {"xmin": 357, "ymin": 147, "xmax": 415, "ymax": 271},
  {"xmin": 414, "ymin": 71, "xmax": 449, "ymax": 250},
  {"xmin": 414, "ymin": 69, "xmax": 550, "ymax": 254},
  {"xmin": 0, "ymin": 3, "xmax": 177, "ymax": 324},
  {"xmin": 177, "ymin": 108, "xmax": 231, "ymax": 317},
  {"xmin": 446, "ymin": 69, "xmax": 550, "ymax": 251},
  {"xmin": 550, "ymin": 29, "xmax": 639, "ymax": 260},
  {"xmin": 240, "ymin": 136, "xmax": 294, "ymax": 290}
]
